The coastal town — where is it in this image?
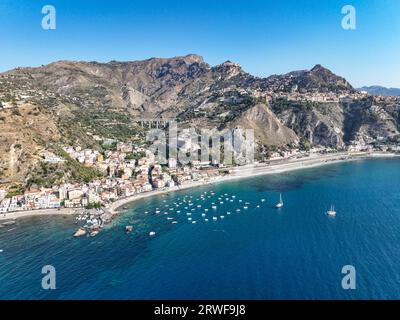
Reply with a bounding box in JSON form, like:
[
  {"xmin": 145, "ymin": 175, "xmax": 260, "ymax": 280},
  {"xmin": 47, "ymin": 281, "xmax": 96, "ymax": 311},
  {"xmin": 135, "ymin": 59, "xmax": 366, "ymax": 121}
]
[
  {"xmin": 1, "ymin": 139, "xmax": 399, "ymax": 217},
  {"xmin": 1, "ymin": 58, "xmax": 400, "ymax": 222},
  {"xmin": 0, "ymin": 142, "xmax": 228, "ymax": 215}
]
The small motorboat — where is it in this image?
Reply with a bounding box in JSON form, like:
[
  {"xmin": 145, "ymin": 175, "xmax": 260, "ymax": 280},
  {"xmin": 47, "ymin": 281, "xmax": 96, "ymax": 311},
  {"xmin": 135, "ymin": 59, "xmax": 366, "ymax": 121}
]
[
  {"xmin": 149, "ymin": 231, "xmax": 156, "ymax": 236},
  {"xmin": 276, "ymin": 194, "xmax": 283, "ymax": 208}
]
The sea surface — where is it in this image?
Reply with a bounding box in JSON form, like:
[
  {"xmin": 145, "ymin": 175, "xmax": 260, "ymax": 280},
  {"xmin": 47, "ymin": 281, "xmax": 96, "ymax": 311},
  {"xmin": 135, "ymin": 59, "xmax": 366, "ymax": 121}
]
[{"xmin": 1, "ymin": 158, "xmax": 400, "ymax": 299}]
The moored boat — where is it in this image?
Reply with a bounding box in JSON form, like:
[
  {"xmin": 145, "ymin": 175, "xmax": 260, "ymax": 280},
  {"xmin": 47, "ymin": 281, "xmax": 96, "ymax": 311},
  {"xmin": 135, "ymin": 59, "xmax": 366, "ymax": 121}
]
[
  {"xmin": 276, "ymin": 194, "xmax": 283, "ymax": 208},
  {"xmin": 326, "ymin": 205, "xmax": 336, "ymax": 216}
]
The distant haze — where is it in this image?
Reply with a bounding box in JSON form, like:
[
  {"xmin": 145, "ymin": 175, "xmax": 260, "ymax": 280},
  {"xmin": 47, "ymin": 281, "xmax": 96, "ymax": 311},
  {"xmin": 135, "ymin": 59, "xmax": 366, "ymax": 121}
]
[{"xmin": 358, "ymin": 86, "xmax": 400, "ymax": 96}]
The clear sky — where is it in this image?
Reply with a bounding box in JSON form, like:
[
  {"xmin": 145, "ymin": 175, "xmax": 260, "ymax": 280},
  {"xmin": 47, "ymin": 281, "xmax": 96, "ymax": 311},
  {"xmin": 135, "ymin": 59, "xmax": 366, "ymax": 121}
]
[{"xmin": 0, "ymin": 0, "xmax": 399, "ymax": 87}]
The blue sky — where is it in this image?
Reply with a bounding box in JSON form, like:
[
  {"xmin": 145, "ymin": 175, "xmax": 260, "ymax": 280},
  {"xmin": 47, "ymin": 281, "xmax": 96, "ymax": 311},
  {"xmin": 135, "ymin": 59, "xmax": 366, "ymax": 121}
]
[{"xmin": 0, "ymin": 0, "xmax": 399, "ymax": 87}]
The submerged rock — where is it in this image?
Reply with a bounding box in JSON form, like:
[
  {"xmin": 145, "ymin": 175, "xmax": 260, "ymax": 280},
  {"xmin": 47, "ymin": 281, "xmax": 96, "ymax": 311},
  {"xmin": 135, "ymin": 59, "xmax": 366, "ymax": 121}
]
[{"xmin": 74, "ymin": 228, "xmax": 86, "ymax": 237}]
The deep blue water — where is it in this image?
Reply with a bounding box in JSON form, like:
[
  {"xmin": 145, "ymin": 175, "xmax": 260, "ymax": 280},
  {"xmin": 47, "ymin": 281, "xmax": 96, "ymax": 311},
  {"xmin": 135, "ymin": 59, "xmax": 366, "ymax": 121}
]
[{"xmin": 1, "ymin": 158, "xmax": 400, "ymax": 299}]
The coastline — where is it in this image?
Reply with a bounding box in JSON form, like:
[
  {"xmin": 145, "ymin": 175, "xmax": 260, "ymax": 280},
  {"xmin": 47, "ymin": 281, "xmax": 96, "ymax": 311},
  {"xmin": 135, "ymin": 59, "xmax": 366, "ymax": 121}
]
[
  {"xmin": 1, "ymin": 152, "xmax": 398, "ymax": 222},
  {"xmin": 108, "ymin": 151, "xmax": 399, "ymax": 214}
]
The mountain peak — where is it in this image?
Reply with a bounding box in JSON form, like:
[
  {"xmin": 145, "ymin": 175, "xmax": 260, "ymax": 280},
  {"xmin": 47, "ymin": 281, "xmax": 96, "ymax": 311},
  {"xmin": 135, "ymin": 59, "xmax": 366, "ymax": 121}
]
[
  {"xmin": 310, "ymin": 64, "xmax": 332, "ymax": 74},
  {"xmin": 180, "ymin": 54, "xmax": 204, "ymax": 64},
  {"xmin": 221, "ymin": 60, "xmax": 240, "ymax": 67},
  {"xmin": 212, "ymin": 60, "xmax": 243, "ymax": 79},
  {"xmin": 306, "ymin": 64, "xmax": 353, "ymax": 92}
]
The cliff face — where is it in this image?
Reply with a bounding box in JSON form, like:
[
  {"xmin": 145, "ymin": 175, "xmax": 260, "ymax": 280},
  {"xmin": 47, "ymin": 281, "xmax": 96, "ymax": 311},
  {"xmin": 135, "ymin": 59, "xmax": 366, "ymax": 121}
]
[
  {"xmin": 270, "ymin": 99, "xmax": 346, "ymax": 148},
  {"xmin": 233, "ymin": 103, "xmax": 299, "ymax": 146},
  {"xmin": 1, "ymin": 54, "xmax": 400, "ymax": 185}
]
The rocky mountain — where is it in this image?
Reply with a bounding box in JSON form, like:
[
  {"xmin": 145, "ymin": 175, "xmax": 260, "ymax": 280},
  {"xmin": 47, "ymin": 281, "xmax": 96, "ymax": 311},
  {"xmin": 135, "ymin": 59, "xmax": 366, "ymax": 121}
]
[
  {"xmin": 265, "ymin": 64, "xmax": 354, "ymax": 94},
  {"xmin": 1, "ymin": 54, "xmax": 399, "ymax": 186},
  {"xmin": 358, "ymin": 86, "xmax": 400, "ymax": 97}
]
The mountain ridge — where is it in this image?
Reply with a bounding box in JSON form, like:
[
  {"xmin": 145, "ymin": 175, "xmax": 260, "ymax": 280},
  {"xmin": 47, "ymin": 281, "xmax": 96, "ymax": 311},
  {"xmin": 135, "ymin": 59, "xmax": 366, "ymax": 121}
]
[
  {"xmin": 0, "ymin": 54, "xmax": 399, "ymax": 187},
  {"xmin": 358, "ymin": 86, "xmax": 400, "ymax": 97}
]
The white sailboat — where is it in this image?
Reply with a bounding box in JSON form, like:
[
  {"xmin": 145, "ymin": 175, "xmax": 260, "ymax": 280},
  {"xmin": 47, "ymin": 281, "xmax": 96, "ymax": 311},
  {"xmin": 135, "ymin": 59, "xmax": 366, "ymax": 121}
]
[
  {"xmin": 326, "ymin": 205, "xmax": 336, "ymax": 216},
  {"xmin": 276, "ymin": 193, "xmax": 283, "ymax": 208}
]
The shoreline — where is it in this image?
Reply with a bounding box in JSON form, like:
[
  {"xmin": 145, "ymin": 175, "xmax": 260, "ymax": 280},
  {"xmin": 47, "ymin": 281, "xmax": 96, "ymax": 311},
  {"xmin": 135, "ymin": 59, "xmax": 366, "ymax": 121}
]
[
  {"xmin": 1, "ymin": 152, "xmax": 398, "ymax": 222},
  {"xmin": 0, "ymin": 207, "xmax": 78, "ymax": 222},
  {"xmin": 109, "ymin": 152, "xmax": 399, "ymax": 214}
]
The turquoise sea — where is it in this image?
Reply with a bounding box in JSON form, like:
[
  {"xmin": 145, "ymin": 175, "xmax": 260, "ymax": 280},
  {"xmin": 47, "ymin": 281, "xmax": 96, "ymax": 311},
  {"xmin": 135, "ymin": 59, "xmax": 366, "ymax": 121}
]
[{"xmin": 1, "ymin": 158, "xmax": 400, "ymax": 299}]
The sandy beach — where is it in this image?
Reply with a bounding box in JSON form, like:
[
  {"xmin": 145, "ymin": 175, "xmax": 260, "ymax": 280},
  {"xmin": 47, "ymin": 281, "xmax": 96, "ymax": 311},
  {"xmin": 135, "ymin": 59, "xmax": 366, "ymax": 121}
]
[
  {"xmin": 0, "ymin": 207, "xmax": 78, "ymax": 222},
  {"xmin": 1, "ymin": 151, "xmax": 398, "ymax": 222}
]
